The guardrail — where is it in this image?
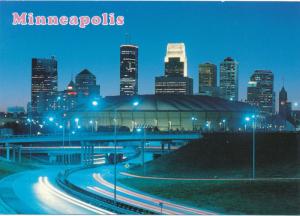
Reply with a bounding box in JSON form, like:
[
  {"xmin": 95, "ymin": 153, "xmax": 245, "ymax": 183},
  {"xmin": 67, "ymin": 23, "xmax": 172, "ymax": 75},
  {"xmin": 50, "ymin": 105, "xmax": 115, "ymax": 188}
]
[
  {"xmin": 0, "ymin": 131, "xmax": 201, "ymax": 139},
  {"xmin": 56, "ymin": 166, "xmax": 157, "ymax": 215}
]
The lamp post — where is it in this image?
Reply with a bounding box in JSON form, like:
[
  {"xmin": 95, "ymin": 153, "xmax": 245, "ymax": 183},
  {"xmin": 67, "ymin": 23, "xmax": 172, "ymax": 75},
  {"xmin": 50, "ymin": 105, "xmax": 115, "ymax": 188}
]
[
  {"xmin": 222, "ymin": 119, "xmax": 226, "ymax": 132},
  {"xmin": 137, "ymin": 127, "xmax": 146, "ymax": 174},
  {"xmin": 74, "ymin": 118, "xmax": 79, "ymax": 128},
  {"xmin": 89, "ymin": 120, "xmax": 94, "ymax": 133},
  {"xmin": 59, "ymin": 122, "xmax": 65, "ymax": 165},
  {"xmin": 113, "ymin": 110, "xmax": 117, "ymax": 206},
  {"xmin": 245, "ymin": 115, "xmax": 256, "ymax": 179},
  {"xmin": 191, "ymin": 117, "xmax": 197, "ymax": 131},
  {"xmin": 27, "ymin": 118, "xmax": 32, "ymax": 161}
]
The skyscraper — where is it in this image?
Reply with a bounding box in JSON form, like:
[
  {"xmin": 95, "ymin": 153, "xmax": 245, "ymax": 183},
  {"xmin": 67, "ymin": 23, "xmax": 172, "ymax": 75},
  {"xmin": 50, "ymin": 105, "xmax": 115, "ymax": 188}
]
[
  {"xmin": 155, "ymin": 43, "xmax": 193, "ymax": 95},
  {"xmin": 220, "ymin": 57, "xmax": 239, "ymax": 101},
  {"xmin": 164, "ymin": 43, "xmax": 187, "ymax": 77},
  {"xmin": 75, "ymin": 69, "xmax": 100, "ymax": 104},
  {"xmin": 246, "ymin": 70, "xmax": 274, "ymax": 115},
  {"xmin": 279, "ymin": 86, "xmax": 291, "ymax": 119},
  {"xmin": 120, "ymin": 45, "xmax": 138, "ymax": 96},
  {"xmin": 31, "ymin": 56, "xmax": 57, "ymax": 114},
  {"xmin": 198, "ymin": 63, "xmax": 217, "ymax": 96}
]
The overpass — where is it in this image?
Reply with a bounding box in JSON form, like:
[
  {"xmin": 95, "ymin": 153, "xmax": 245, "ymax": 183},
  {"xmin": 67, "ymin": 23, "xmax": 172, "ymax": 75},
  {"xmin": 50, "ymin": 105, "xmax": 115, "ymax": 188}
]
[
  {"xmin": 0, "ymin": 132, "xmax": 202, "ymax": 164},
  {"xmin": 0, "ymin": 132, "xmax": 202, "ymax": 144}
]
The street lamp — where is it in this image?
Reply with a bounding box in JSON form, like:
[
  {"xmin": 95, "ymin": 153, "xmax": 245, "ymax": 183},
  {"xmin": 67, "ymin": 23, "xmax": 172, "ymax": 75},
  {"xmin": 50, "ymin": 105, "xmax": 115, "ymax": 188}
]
[
  {"xmin": 133, "ymin": 101, "xmax": 139, "ymax": 107},
  {"xmin": 222, "ymin": 119, "xmax": 226, "ymax": 132},
  {"xmin": 89, "ymin": 120, "xmax": 94, "ymax": 133},
  {"xmin": 245, "ymin": 117, "xmax": 250, "ymax": 131},
  {"xmin": 59, "ymin": 123, "xmax": 66, "ymax": 165},
  {"xmin": 113, "ymin": 111, "xmax": 117, "ymax": 206},
  {"xmin": 74, "ymin": 118, "xmax": 79, "ymax": 128},
  {"xmin": 92, "ymin": 100, "xmax": 98, "ymax": 106},
  {"xmin": 191, "ymin": 117, "xmax": 197, "ymax": 131},
  {"xmin": 27, "ymin": 118, "xmax": 32, "ymax": 135},
  {"xmin": 137, "ymin": 127, "xmax": 146, "ymax": 175},
  {"xmin": 245, "ymin": 115, "xmax": 256, "ymax": 179}
]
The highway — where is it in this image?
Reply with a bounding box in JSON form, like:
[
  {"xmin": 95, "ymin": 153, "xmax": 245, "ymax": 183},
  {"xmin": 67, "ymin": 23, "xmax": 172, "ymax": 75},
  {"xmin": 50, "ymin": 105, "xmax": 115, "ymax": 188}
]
[
  {"xmin": 0, "ymin": 167, "xmax": 114, "ymax": 214},
  {"xmin": 68, "ymin": 164, "xmax": 215, "ymax": 215}
]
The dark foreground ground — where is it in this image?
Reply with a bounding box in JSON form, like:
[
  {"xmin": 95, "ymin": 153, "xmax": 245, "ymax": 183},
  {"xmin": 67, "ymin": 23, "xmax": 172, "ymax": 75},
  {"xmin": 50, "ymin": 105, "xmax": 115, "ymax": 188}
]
[
  {"xmin": 120, "ymin": 132, "xmax": 300, "ymax": 215},
  {"xmin": 0, "ymin": 158, "xmax": 37, "ymax": 179}
]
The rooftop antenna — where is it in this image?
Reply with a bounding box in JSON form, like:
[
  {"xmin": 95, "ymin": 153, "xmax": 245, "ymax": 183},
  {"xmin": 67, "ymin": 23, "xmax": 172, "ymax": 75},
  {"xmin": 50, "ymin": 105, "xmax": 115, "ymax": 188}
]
[{"xmin": 281, "ymin": 76, "xmax": 285, "ymax": 87}]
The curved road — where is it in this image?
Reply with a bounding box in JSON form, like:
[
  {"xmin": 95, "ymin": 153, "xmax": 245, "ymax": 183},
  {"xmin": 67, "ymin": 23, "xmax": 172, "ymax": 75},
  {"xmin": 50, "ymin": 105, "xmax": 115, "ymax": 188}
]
[
  {"xmin": 68, "ymin": 164, "xmax": 215, "ymax": 215},
  {"xmin": 0, "ymin": 166, "xmax": 114, "ymax": 214}
]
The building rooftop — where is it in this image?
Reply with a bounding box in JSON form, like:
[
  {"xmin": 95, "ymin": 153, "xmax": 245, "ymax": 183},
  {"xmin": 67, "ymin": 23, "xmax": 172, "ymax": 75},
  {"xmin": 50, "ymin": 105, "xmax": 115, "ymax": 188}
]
[{"xmin": 72, "ymin": 95, "xmax": 255, "ymax": 113}]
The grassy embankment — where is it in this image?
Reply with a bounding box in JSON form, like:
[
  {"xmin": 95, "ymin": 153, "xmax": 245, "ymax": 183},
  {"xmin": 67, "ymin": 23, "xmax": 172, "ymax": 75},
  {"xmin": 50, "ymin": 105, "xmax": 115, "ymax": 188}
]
[
  {"xmin": 0, "ymin": 158, "xmax": 37, "ymax": 179},
  {"xmin": 120, "ymin": 132, "xmax": 300, "ymax": 215}
]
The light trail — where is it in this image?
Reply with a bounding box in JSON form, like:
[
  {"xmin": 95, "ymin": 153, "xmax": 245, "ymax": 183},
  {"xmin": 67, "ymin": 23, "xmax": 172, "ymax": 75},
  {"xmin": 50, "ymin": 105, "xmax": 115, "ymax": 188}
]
[
  {"xmin": 38, "ymin": 176, "xmax": 115, "ymax": 215},
  {"xmin": 120, "ymin": 172, "xmax": 300, "ymax": 181},
  {"xmin": 87, "ymin": 186, "xmax": 178, "ymax": 215},
  {"xmin": 93, "ymin": 173, "xmax": 215, "ymax": 215}
]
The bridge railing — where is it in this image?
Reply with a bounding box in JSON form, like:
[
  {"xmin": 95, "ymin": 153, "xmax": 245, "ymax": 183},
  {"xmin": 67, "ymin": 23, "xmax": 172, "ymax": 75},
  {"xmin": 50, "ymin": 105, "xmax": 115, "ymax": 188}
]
[{"xmin": 0, "ymin": 131, "xmax": 201, "ymax": 140}]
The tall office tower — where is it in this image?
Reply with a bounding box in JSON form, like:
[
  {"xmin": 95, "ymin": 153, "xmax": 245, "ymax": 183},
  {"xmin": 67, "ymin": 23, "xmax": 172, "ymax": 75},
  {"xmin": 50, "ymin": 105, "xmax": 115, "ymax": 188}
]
[
  {"xmin": 220, "ymin": 57, "xmax": 239, "ymax": 101},
  {"xmin": 75, "ymin": 69, "xmax": 100, "ymax": 104},
  {"xmin": 120, "ymin": 45, "xmax": 138, "ymax": 96},
  {"xmin": 246, "ymin": 70, "xmax": 274, "ymax": 115},
  {"xmin": 164, "ymin": 43, "xmax": 187, "ymax": 77},
  {"xmin": 31, "ymin": 56, "xmax": 57, "ymax": 114},
  {"xmin": 198, "ymin": 62, "xmax": 217, "ymax": 96},
  {"xmin": 279, "ymin": 86, "xmax": 291, "ymax": 119},
  {"xmin": 155, "ymin": 43, "xmax": 193, "ymax": 95}
]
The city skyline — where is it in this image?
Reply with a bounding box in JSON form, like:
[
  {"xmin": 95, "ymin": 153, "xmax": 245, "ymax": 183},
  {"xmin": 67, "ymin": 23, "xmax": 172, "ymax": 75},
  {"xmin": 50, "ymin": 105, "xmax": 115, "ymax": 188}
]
[{"xmin": 1, "ymin": 2, "xmax": 300, "ymax": 111}]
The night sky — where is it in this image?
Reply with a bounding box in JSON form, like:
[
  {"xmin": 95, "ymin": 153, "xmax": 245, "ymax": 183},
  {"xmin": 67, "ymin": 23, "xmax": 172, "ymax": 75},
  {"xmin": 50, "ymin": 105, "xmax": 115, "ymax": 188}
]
[{"xmin": 0, "ymin": 1, "xmax": 300, "ymax": 112}]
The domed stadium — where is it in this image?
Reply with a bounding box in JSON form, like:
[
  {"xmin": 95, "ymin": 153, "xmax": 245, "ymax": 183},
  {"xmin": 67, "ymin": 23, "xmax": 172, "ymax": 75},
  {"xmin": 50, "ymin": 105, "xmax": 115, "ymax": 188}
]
[{"xmin": 67, "ymin": 95, "xmax": 256, "ymax": 132}]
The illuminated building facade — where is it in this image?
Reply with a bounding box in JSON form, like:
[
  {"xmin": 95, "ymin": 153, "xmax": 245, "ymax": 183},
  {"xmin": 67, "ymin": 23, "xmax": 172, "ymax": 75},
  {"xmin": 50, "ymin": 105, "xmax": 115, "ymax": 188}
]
[
  {"xmin": 155, "ymin": 43, "xmax": 193, "ymax": 95},
  {"xmin": 220, "ymin": 57, "xmax": 239, "ymax": 101},
  {"xmin": 247, "ymin": 70, "xmax": 274, "ymax": 115},
  {"xmin": 120, "ymin": 45, "xmax": 139, "ymax": 96},
  {"xmin": 198, "ymin": 62, "xmax": 218, "ymax": 96},
  {"xmin": 31, "ymin": 56, "xmax": 58, "ymax": 114},
  {"xmin": 68, "ymin": 95, "xmax": 255, "ymax": 132}
]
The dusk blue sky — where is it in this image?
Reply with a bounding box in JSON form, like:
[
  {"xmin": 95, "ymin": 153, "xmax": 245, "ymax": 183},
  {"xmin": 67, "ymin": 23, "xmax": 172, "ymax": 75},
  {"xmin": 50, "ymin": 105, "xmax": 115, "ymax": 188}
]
[{"xmin": 0, "ymin": 1, "xmax": 300, "ymax": 112}]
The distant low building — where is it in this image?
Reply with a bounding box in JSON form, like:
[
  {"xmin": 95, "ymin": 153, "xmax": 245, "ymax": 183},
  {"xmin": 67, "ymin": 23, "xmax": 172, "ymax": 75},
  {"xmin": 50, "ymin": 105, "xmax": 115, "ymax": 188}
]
[
  {"xmin": 7, "ymin": 106, "xmax": 25, "ymax": 114},
  {"xmin": 0, "ymin": 128, "xmax": 13, "ymax": 136}
]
